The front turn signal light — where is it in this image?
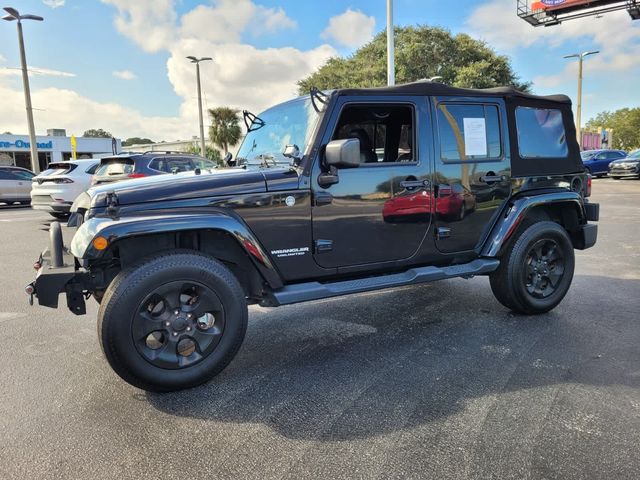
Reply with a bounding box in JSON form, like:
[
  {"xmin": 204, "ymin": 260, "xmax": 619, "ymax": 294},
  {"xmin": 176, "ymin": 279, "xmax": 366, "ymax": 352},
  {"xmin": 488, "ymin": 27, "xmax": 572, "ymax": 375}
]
[{"xmin": 92, "ymin": 236, "xmax": 108, "ymax": 251}]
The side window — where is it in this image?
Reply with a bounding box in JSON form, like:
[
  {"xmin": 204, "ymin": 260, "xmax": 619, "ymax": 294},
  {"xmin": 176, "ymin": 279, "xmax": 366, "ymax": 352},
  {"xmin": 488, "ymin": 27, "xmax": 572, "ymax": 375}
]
[
  {"xmin": 10, "ymin": 170, "xmax": 34, "ymax": 180},
  {"xmin": 149, "ymin": 158, "xmax": 168, "ymax": 172},
  {"xmin": 332, "ymin": 104, "xmax": 415, "ymax": 165},
  {"xmin": 86, "ymin": 163, "xmax": 99, "ymax": 174},
  {"xmin": 436, "ymin": 103, "xmax": 501, "ymax": 162},
  {"xmin": 515, "ymin": 107, "xmax": 568, "ymax": 158},
  {"xmin": 0, "ymin": 170, "xmax": 14, "ymax": 180}
]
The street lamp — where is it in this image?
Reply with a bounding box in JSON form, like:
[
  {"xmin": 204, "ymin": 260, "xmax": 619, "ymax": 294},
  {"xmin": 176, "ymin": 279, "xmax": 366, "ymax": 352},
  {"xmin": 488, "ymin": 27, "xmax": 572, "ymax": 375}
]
[
  {"xmin": 186, "ymin": 56, "xmax": 212, "ymax": 159},
  {"xmin": 2, "ymin": 7, "xmax": 44, "ymax": 173},
  {"xmin": 386, "ymin": 0, "xmax": 394, "ymax": 86},
  {"xmin": 564, "ymin": 50, "xmax": 599, "ymax": 149}
]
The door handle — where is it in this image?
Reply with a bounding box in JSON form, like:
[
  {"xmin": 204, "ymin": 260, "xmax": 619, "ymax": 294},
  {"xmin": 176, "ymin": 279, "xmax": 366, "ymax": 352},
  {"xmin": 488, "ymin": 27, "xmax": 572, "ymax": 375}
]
[
  {"xmin": 400, "ymin": 179, "xmax": 429, "ymax": 189},
  {"xmin": 479, "ymin": 175, "xmax": 505, "ymax": 183},
  {"xmin": 314, "ymin": 191, "xmax": 333, "ymax": 206}
]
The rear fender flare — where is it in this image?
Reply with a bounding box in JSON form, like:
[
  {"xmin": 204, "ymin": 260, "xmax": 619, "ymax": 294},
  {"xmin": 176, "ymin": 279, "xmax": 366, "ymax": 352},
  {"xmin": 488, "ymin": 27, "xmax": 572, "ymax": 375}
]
[
  {"xmin": 70, "ymin": 212, "xmax": 283, "ymax": 288},
  {"xmin": 481, "ymin": 191, "xmax": 586, "ymax": 257}
]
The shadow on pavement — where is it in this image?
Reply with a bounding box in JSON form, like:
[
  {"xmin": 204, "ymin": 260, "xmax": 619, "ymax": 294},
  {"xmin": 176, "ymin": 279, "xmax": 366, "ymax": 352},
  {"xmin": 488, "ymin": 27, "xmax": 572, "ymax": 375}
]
[{"xmin": 146, "ymin": 274, "xmax": 640, "ymax": 441}]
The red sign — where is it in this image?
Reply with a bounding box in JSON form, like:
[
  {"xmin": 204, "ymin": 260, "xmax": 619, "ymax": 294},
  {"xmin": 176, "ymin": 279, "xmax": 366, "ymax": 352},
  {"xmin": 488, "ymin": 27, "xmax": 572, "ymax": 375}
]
[{"xmin": 531, "ymin": 0, "xmax": 600, "ymax": 12}]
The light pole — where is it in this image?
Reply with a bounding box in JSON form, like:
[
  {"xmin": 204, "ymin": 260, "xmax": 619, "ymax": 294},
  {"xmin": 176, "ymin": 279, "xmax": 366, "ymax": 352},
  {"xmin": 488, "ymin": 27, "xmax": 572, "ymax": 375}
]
[
  {"xmin": 2, "ymin": 7, "xmax": 43, "ymax": 173},
  {"xmin": 564, "ymin": 50, "xmax": 599, "ymax": 150},
  {"xmin": 386, "ymin": 0, "xmax": 394, "ymax": 86},
  {"xmin": 186, "ymin": 56, "xmax": 212, "ymax": 158}
]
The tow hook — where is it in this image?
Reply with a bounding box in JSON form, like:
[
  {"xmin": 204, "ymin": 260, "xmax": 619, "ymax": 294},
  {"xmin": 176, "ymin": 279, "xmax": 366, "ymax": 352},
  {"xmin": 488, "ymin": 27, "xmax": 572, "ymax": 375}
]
[{"xmin": 25, "ymin": 283, "xmax": 35, "ymax": 306}]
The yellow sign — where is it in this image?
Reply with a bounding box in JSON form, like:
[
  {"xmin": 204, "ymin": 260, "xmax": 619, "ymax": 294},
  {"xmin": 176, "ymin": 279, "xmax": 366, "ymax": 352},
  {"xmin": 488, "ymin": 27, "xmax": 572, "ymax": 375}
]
[{"xmin": 70, "ymin": 135, "xmax": 77, "ymax": 160}]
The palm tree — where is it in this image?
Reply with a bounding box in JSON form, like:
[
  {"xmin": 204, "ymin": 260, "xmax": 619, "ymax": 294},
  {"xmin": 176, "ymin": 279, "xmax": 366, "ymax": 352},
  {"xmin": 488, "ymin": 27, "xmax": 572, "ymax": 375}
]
[{"xmin": 208, "ymin": 107, "xmax": 242, "ymax": 153}]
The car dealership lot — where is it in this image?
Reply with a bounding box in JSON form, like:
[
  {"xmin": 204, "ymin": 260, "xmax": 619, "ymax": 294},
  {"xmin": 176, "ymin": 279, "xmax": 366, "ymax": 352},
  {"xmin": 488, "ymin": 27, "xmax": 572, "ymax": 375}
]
[{"xmin": 0, "ymin": 179, "xmax": 639, "ymax": 480}]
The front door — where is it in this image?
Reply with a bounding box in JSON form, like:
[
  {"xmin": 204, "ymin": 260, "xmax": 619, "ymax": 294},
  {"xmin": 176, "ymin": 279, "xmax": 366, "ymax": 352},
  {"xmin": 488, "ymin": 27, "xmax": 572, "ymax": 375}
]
[
  {"xmin": 311, "ymin": 97, "xmax": 432, "ymax": 269},
  {"xmin": 432, "ymin": 98, "xmax": 511, "ymax": 253}
]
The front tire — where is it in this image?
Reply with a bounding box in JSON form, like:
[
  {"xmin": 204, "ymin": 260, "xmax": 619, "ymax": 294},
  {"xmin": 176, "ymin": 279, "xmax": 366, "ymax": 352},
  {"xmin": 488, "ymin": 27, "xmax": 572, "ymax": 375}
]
[
  {"xmin": 98, "ymin": 251, "xmax": 248, "ymax": 392},
  {"xmin": 490, "ymin": 221, "xmax": 575, "ymax": 315}
]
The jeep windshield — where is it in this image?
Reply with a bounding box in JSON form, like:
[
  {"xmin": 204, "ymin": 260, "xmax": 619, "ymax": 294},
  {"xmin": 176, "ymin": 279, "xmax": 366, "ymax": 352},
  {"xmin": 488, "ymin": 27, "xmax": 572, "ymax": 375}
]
[{"xmin": 236, "ymin": 96, "xmax": 322, "ymax": 167}]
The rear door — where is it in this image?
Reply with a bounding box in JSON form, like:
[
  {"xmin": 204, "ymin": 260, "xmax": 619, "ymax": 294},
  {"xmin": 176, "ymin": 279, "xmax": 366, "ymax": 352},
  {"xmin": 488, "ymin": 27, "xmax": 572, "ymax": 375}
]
[
  {"xmin": 0, "ymin": 169, "xmax": 18, "ymax": 202},
  {"xmin": 10, "ymin": 169, "xmax": 35, "ymax": 199},
  {"xmin": 432, "ymin": 97, "xmax": 511, "ymax": 253}
]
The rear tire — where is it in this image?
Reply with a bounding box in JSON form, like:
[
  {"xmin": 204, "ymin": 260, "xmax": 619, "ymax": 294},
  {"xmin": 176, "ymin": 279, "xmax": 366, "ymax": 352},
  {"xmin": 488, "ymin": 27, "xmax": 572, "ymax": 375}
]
[
  {"xmin": 98, "ymin": 251, "xmax": 248, "ymax": 392},
  {"xmin": 490, "ymin": 221, "xmax": 574, "ymax": 315}
]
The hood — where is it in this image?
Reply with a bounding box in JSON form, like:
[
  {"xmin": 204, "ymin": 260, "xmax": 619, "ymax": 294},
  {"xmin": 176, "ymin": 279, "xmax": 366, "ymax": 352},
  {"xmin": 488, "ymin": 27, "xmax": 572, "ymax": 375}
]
[
  {"xmin": 88, "ymin": 166, "xmax": 299, "ymax": 207},
  {"xmin": 610, "ymin": 157, "xmax": 640, "ymax": 166}
]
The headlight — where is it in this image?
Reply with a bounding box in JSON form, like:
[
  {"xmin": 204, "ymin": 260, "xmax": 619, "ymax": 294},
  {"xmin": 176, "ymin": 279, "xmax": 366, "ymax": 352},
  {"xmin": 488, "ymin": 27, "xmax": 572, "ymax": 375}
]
[{"xmin": 70, "ymin": 192, "xmax": 91, "ymax": 213}]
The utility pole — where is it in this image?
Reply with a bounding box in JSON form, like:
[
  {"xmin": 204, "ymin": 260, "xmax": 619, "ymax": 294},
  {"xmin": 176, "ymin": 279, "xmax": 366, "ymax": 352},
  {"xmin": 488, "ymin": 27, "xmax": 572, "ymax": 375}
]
[
  {"xmin": 186, "ymin": 56, "xmax": 213, "ymax": 158},
  {"xmin": 386, "ymin": 0, "xmax": 395, "ymax": 86},
  {"xmin": 2, "ymin": 7, "xmax": 44, "ymax": 173},
  {"xmin": 564, "ymin": 50, "xmax": 599, "ymax": 150}
]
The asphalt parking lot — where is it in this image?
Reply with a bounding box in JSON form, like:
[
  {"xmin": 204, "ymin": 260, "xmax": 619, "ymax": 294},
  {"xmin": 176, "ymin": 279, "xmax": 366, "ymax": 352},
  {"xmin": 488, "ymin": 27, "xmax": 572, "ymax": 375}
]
[{"xmin": 1, "ymin": 178, "xmax": 639, "ymax": 480}]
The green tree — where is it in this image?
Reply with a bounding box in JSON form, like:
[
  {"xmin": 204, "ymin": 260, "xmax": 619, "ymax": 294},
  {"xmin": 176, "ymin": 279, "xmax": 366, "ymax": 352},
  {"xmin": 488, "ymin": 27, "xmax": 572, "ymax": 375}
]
[
  {"xmin": 122, "ymin": 137, "xmax": 154, "ymax": 146},
  {"xmin": 208, "ymin": 107, "xmax": 242, "ymax": 153},
  {"xmin": 585, "ymin": 108, "xmax": 640, "ymax": 151},
  {"xmin": 185, "ymin": 144, "xmax": 222, "ymax": 164},
  {"xmin": 82, "ymin": 128, "xmax": 113, "ymax": 138},
  {"xmin": 298, "ymin": 26, "xmax": 530, "ymax": 94}
]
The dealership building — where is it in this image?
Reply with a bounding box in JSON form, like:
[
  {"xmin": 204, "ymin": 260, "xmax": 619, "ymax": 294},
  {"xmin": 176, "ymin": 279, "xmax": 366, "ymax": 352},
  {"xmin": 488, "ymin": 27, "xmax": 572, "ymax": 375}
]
[{"xmin": 0, "ymin": 129, "xmax": 121, "ymax": 171}]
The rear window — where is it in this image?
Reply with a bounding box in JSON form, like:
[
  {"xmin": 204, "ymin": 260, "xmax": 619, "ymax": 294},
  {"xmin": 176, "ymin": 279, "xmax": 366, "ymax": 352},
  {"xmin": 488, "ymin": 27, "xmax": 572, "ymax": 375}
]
[
  {"xmin": 515, "ymin": 107, "xmax": 568, "ymax": 159},
  {"xmin": 149, "ymin": 157, "xmax": 195, "ymax": 173},
  {"xmin": 41, "ymin": 162, "xmax": 78, "ymax": 176},
  {"xmin": 96, "ymin": 158, "xmax": 135, "ymax": 176}
]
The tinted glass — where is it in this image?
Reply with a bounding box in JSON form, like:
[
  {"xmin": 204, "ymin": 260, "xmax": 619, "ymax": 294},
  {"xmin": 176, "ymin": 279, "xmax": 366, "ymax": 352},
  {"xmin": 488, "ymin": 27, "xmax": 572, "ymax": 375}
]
[
  {"xmin": 437, "ymin": 103, "xmax": 501, "ymax": 162},
  {"xmin": 10, "ymin": 170, "xmax": 35, "ymax": 180},
  {"xmin": 515, "ymin": 107, "xmax": 568, "ymax": 158},
  {"xmin": 626, "ymin": 149, "xmax": 640, "ymax": 159},
  {"xmin": 0, "ymin": 169, "xmax": 14, "ymax": 180},
  {"xmin": 85, "ymin": 163, "xmax": 99, "ymax": 174},
  {"xmin": 96, "ymin": 159, "xmax": 134, "ymax": 176}
]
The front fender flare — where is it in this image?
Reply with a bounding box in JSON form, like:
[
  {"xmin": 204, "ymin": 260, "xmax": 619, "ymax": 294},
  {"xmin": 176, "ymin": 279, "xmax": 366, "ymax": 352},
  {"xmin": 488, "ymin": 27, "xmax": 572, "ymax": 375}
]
[
  {"xmin": 70, "ymin": 212, "xmax": 283, "ymax": 288},
  {"xmin": 481, "ymin": 191, "xmax": 586, "ymax": 258}
]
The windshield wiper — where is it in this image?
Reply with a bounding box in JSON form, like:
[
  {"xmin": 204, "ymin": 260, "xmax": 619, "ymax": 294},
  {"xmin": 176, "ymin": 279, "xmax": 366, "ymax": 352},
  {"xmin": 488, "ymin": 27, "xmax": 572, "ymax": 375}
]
[{"xmin": 242, "ymin": 110, "xmax": 266, "ymax": 132}]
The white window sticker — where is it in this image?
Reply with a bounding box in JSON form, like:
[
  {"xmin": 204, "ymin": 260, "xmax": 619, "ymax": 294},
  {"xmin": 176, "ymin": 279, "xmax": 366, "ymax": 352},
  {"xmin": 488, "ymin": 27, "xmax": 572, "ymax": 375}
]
[{"xmin": 463, "ymin": 117, "xmax": 487, "ymax": 156}]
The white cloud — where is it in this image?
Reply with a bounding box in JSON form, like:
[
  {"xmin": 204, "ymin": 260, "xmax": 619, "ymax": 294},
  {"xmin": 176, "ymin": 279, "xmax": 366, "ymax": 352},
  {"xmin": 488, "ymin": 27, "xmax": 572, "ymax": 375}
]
[
  {"xmin": 0, "ymin": 83, "xmax": 186, "ymax": 141},
  {"xmin": 112, "ymin": 70, "xmax": 136, "ymax": 80},
  {"xmin": 468, "ymin": 1, "xmax": 640, "ymax": 51},
  {"xmin": 0, "ymin": 66, "xmax": 76, "ymax": 78},
  {"xmin": 100, "ymin": 0, "xmax": 177, "ymax": 53},
  {"xmin": 321, "ymin": 8, "xmax": 376, "ymax": 49},
  {"xmin": 1, "ymin": 1, "xmax": 336, "ymax": 140},
  {"xmin": 43, "ymin": 0, "xmax": 65, "ymax": 8}
]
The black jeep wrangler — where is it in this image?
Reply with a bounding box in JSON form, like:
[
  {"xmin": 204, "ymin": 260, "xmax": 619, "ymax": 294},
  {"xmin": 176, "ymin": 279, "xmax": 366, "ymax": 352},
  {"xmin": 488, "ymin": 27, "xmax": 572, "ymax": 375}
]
[{"xmin": 27, "ymin": 82, "xmax": 599, "ymax": 392}]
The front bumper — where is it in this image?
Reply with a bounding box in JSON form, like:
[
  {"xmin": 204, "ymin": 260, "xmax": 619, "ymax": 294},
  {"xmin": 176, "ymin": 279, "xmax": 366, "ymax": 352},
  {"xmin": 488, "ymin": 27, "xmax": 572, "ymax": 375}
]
[{"xmin": 27, "ymin": 222, "xmax": 88, "ymax": 314}]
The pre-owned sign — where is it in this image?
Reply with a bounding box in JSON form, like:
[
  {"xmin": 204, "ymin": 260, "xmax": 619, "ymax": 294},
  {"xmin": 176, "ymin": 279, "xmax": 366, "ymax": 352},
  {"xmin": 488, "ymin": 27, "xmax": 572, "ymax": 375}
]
[{"xmin": 0, "ymin": 139, "xmax": 53, "ymax": 149}]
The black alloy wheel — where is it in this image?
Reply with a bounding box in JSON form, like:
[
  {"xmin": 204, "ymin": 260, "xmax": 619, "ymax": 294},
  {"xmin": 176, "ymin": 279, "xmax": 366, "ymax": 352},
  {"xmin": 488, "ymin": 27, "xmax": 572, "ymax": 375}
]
[
  {"xmin": 98, "ymin": 251, "xmax": 247, "ymax": 392},
  {"xmin": 490, "ymin": 221, "xmax": 575, "ymax": 315},
  {"xmin": 134, "ymin": 281, "xmax": 226, "ymax": 369},
  {"xmin": 524, "ymin": 239, "xmax": 565, "ymax": 299}
]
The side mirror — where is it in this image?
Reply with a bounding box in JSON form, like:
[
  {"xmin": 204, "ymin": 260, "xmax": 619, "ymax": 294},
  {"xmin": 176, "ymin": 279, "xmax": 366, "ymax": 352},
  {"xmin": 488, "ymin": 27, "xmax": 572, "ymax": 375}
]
[
  {"xmin": 224, "ymin": 152, "xmax": 235, "ymax": 167},
  {"xmin": 325, "ymin": 138, "xmax": 360, "ymax": 168}
]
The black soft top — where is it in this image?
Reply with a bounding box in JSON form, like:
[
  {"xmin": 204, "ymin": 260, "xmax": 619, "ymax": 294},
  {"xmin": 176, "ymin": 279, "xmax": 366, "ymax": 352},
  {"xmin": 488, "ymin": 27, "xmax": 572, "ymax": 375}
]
[{"xmin": 335, "ymin": 81, "xmax": 571, "ymax": 105}]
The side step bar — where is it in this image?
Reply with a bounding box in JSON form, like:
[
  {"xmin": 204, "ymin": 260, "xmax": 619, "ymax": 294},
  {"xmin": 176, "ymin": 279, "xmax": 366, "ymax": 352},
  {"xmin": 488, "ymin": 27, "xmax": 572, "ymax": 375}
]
[{"xmin": 268, "ymin": 258, "xmax": 500, "ymax": 306}]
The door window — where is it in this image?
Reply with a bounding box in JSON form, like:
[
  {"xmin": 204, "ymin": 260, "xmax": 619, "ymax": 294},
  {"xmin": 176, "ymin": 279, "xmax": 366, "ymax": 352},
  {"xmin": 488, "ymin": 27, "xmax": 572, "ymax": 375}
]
[
  {"xmin": 10, "ymin": 169, "xmax": 35, "ymax": 180},
  {"xmin": 332, "ymin": 104, "xmax": 415, "ymax": 165},
  {"xmin": 436, "ymin": 103, "xmax": 502, "ymax": 162}
]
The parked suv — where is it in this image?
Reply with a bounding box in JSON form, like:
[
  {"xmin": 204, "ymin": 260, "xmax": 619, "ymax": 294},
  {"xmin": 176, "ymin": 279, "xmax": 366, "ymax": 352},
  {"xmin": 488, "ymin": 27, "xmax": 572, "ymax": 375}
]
[
  {"xmin": 0, "ymin": 166, "xmax": 34, "ymax": 205},
  {"xmin": 31, "ymin": 159, "xmax": 100, "ymax": 219},
  {"xmin": 93, "ymin": 151, "xmax": 216, "ymax": 185},
  {"xmin": 27, "ymin": 82, "xmax": 599, "ymax": 392}
]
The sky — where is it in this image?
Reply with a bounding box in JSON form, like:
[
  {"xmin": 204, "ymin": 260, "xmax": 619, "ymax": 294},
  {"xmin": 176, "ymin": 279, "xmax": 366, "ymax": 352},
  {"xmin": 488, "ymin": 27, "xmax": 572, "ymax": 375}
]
[{"xmin": 1, "ymin": 0, "xmax": 639, "ymax": 141}]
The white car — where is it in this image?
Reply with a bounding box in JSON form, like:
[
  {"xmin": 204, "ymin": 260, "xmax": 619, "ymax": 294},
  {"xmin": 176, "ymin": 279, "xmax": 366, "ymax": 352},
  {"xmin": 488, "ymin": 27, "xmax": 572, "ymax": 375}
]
[
  {"xmin": 0, "ymin": 166, "xmax": 35, "ymax": 205},
  {"xmin": 31, "ymin": 159, "xmax": 100, "ymax": 219}
]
